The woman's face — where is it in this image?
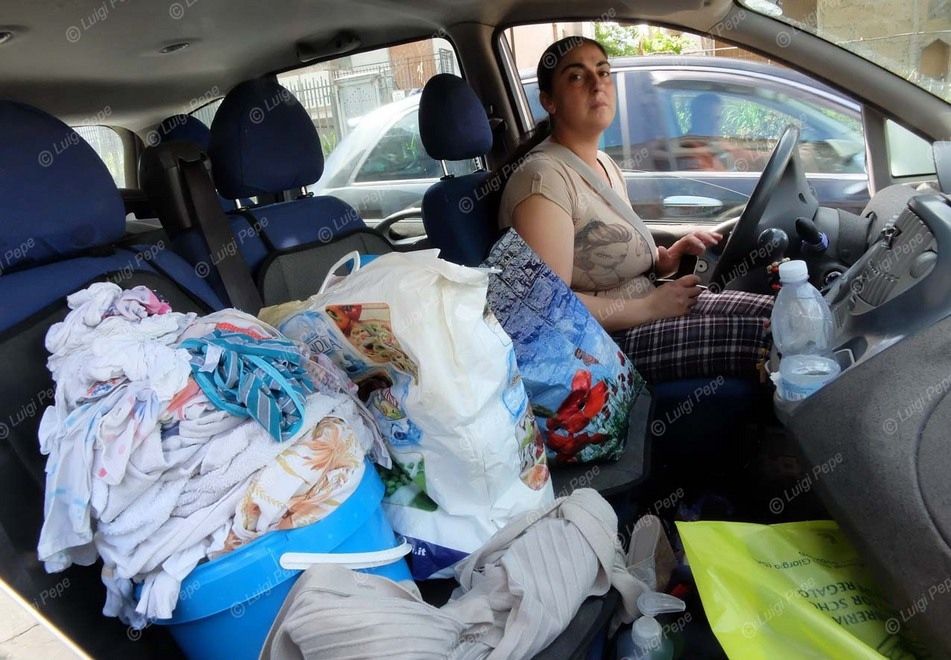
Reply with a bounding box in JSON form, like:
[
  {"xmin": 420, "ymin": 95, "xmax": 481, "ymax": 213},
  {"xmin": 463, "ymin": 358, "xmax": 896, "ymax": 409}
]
[{"xmin": 541, "ymin": 42, "xmax": 615, "ymax": 137}]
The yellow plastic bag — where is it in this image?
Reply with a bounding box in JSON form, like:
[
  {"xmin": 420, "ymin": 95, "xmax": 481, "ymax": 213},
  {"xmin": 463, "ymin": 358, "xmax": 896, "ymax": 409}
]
[{"xmin": 677, "ymin": 520, "xmax": 917, "ymax": 659}]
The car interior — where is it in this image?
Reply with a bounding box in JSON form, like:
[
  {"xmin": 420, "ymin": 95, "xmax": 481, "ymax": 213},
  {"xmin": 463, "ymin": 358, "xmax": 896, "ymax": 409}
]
[{"xmin": 0, "ymin": 0, "xmax": 950, "ymax": 657}]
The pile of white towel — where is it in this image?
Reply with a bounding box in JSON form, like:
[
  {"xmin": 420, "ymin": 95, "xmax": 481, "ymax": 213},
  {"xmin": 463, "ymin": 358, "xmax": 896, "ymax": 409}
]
[{"xmin": 37, "ymin": 283, "xmax": 381, "ymax": 628}]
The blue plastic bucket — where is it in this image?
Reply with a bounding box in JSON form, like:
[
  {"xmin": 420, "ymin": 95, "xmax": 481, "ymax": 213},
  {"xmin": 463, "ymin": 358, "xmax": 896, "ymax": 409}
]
[{"xmin": 154, "ymin": 462, "xmax": 411, "ymax": 659}]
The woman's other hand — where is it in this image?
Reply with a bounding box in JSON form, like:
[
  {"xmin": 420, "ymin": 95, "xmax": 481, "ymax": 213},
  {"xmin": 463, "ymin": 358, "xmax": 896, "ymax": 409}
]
[
  {"xmin": 647, "ymin": 274, "xmax": 702, "ymax": 320},
  {"xmin": 656, "ymin": 230, "xmax": 723, "ymax": 276}
]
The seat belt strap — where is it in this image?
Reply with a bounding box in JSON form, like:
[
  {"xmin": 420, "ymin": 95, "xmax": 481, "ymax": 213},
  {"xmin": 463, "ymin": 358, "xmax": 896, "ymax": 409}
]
[{"xmin": 180, "ymin": 157, "xmax": 263, "ymax": 314}]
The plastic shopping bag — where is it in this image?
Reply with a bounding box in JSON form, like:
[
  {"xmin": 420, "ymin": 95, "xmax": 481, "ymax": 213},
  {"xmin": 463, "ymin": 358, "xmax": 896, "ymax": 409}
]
[
  {"xmin": 677, "ymin": 520, "xmax": 918, "ymax": 659},
  {"xmin": 260, "ymin": 250, "xmax": 553, "ymax": 579},
  {"xmin": 483, "ymin": 230, "xmax": 645, "ymax": 464}
]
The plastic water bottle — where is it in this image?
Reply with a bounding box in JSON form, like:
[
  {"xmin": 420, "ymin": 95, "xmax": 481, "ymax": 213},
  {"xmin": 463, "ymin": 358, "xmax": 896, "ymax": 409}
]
[
  {"xmin": 617, "ymin": 592, "xmax": 684, "ymax": 660},
  {"xmin": 771, "ymin": 260, "xmax": 840, "ymax": 400}
]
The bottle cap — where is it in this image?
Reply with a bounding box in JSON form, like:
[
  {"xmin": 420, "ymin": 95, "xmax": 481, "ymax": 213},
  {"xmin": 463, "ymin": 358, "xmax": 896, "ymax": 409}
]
[
  {"xmin": 632, "ymin": 615, "xmax": 663, "ymax": 648},
  {"xmin": 637, "ymin": 591, "xmax": 686, "ymax": 617},
  {"xmin": 778, "ymin": 260, "xmax": 809, "ymax": 283}
]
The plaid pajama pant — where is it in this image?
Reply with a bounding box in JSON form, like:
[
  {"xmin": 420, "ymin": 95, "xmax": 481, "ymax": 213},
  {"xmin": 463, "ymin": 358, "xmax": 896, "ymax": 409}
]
[{"xmin": 611, "ymin": 290, "xmax": 774, "ymax": 383}]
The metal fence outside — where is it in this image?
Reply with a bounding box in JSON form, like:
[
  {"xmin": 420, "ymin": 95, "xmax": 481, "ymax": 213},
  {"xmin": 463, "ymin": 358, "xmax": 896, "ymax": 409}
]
[{"xmin": 281, "ymin": 48, "xmax": 457, "ymax": 156}]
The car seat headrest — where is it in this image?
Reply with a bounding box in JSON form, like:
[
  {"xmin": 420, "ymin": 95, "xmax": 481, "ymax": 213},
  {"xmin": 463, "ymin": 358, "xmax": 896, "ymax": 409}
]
[
  {"xmin": 209, "ymin": 78, "xmax": 324, "ymax": 199},
  {"xmin": 149, "ymin": 114, "xmax": 213, "ymax": 151},
  {"xmin": 419, "ymin": 74, "xmax": 493, "ymax": 162},
  {"xmin": 0, "ymin": 100, "xmax": 125, "ymax": 270}
]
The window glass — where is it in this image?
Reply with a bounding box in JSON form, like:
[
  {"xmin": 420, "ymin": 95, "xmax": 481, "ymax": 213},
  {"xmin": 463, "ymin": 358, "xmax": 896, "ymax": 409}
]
[
  {"xmin": 657, "ymin": 82, "xmax": 865, "ymax": 174},
  {"xmin": 191, "ymin": 37, "xmax": 477, "ymax": 222},
  {"xmin": 355, "ymin": 111, "xmax": 441, "ymax": 181},
  {"xmin": 192, "ymin": 99, "xmax": 222, "ymax": 128},
  {"xmin": 740, "ymin": 0, "xmax": 951, "ymax": 102},
  {"xmin": 886, "ymin": 119, "xmax": 937, "ymax": 177},
  {"xmin": 73, "ymin": 125, "xmax": 126, "ymax": 187},
  {"xmin": 354, "ymin": 111, "xmax": 475, "ymax": 182}
]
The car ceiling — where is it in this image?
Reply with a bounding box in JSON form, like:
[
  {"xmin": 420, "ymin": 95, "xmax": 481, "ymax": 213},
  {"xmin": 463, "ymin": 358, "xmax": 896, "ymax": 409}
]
[{"xmin": 0, "ymin": 0, "xmax": 725, "ymax": 131}]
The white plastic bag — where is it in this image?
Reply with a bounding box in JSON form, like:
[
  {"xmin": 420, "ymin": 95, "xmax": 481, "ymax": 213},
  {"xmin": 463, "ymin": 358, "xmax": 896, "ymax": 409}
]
[{"xmin": 260, "ymin": 250, "xmax": 553, "ymax": 578}]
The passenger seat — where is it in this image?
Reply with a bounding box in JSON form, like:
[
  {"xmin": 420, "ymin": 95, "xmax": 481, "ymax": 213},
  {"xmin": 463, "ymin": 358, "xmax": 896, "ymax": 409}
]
[{"xmin": 141, "ymin": 78, "xmax": 392, "ymax": 308}]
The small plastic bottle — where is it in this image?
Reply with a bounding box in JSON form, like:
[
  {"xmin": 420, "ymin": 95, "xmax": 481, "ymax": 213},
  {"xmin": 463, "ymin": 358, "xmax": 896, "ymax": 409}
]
[
  {"xmin": 617, "ymin": 592, "xmax": 685, "ymax": 660},
  {"xmin": 770, "ymin": 260, "xmax": 840, "ymax": 400}
]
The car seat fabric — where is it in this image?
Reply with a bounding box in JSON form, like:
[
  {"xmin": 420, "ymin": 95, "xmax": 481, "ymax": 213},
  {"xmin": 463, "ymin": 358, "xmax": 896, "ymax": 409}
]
[
  {"xmin": 202, "ymin": 77, "xmax": 384, "ymax": 306},
  {"xmin": 418, "ymin": 74, "xmax": 501, "ymax": 266},
  {"xmin": 0, "ymin": 100, "xmax": 126, "ymax": 269},
  {"xmin": 208, "ymin": 78, "xmax": 324, "ymax": 200},
  {"xmin": 256, "ymin": 229, "xmax": 406, "ymax": 310},
  {"xmin": 418, "ymin": 74, "xmax": 493, "ymax": 162},
  {"xmin": 151, "ymin": 113, "xmax": 248, "ymax": 211},
  {"xmin": 155, "ymin": 113, "xmax": 214, "ymax": 149}
]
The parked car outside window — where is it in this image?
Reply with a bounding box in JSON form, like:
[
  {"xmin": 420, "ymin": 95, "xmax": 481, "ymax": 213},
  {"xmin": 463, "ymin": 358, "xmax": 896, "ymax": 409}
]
[{"xmin": 310, "ymin": 54, "xmax": 871, "ymax": 235}]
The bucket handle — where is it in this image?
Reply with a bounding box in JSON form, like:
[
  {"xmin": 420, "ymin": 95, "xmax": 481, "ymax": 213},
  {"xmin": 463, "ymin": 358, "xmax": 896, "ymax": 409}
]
[{"xmin": 279, "ymin": 541, "xmax": 413, "ymax": 571}]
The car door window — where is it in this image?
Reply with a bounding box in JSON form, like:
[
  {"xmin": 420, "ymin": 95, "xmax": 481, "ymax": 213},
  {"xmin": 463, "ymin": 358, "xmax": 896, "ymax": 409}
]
[
  {"xmin": 73, "ymin": 125, "xmax": 126, "ymax": 187},
  {"xmin": 658, "ymin": 82, "xmax": 865, "ymax": 175}
]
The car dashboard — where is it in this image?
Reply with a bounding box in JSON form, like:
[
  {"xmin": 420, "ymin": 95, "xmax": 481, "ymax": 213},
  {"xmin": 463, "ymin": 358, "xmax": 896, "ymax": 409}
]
[{"xmin": 823, "ymin": 194, "xmax": 949, "ymax": 369}]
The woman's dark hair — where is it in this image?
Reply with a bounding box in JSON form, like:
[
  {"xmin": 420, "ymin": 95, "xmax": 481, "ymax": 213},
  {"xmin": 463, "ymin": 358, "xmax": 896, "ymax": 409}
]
[{"xmin": 536, "ymin": 36, "xmax": 609, "ymax": 95}]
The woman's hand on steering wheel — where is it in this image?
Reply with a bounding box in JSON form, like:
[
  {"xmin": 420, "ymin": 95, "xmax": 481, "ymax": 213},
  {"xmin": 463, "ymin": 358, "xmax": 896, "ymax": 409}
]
[{"xmin": 656, "ymin": 231, "xmax": 723, "ymax": 275}]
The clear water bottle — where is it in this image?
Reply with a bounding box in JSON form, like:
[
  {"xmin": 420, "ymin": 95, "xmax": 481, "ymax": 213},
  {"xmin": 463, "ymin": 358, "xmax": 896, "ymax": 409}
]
[
  {"xmin": 771, "ymin": 261, "xmax": 840, "ymax": 400},
  {"xmin": 617, "ymin": 592, "xmax": 684, "ymax": 660}
]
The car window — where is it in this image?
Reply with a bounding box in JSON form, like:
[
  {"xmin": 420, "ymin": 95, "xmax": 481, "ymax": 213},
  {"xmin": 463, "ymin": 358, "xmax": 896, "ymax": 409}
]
[
  {"xmin": 355, "ymin": 111, "xmax": 440, "ymax": 182},
  {"xmin": 885, "ymin": 119, "xmax": 937, "ymax": 177},
  {"xmin": 192, "ymin": 99, "xmax": 222, "ymax": 128},
  {"xmin": 190, "ymin": 38, "xmax": 478, "ymax": 222},
  {"xmin": 73, "ymin": 125, "xmax": 126, "ymax": 187},
  {"xmin": 657, "ymin": 81, "xmax": 866, "ymax": 175},
  {"xmin": 354, "ymin": 111, "xmax": 474, "ymax": 183}
]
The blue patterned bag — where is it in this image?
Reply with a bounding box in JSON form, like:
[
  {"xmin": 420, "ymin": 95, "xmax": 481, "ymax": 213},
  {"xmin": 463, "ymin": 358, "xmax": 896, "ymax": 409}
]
[{"xmin": 483, "ymin": 230, "xmax": 646, "ymax": 464}]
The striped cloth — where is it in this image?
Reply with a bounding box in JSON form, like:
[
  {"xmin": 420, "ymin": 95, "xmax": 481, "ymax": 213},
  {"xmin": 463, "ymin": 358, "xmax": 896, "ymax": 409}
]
[
  {"xmin": 612, "ymin": 290, "xmax": 773, "ymax": 383},
  {"xmin": 180, "ymin": 330, "xmax": 315, "ymax": 441}
]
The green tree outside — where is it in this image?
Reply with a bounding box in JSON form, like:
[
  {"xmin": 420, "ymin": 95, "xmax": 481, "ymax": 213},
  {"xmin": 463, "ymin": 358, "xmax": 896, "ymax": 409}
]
[{"xmin": 594, "ymin": 23, "xmax": 690, "ymax": 57}]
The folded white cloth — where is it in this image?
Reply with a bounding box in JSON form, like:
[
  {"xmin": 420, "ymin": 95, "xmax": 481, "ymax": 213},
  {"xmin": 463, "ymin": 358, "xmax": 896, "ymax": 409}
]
[{"xmin": 261, "ymin": 488, "xmax": 652, "ymax": 660}]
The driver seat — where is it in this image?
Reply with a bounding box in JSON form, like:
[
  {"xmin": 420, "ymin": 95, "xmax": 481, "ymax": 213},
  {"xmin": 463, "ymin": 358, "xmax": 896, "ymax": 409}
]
[{"xmin": 416, "ymin": 75, "xmax": 764, "ymax": 467}]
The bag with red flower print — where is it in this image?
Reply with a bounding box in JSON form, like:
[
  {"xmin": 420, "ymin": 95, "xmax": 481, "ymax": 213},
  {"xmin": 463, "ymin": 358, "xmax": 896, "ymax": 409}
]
[{"xmin": 483, "ymin": 230, "xmax": 647, "ymax": 464}]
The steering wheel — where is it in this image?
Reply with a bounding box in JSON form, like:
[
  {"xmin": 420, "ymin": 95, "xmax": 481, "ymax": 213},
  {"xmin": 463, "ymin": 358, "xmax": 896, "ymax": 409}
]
[
  {"xmin": 699, "ymin": 125, "xmax": 806, "ymax": 291},
  {"xmin": 375, "ymin": 207, "xmax": 423, "ymax": 243}
]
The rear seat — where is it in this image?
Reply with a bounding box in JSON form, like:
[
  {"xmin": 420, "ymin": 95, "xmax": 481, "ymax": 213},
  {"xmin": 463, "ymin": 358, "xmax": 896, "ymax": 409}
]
[
  {"xmin": 140, "ymin": 77, "xmax": 392, "ymax": 309},
  {"xmin": 0, "ymin": 99, "xmax": 221, "ymax": 658}
]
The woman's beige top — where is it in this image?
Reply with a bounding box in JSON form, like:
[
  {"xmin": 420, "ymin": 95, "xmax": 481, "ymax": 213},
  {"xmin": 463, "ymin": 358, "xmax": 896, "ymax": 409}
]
[{"xmin": 499, "ymin": 138, "xmax": 657, "ymax": 299}]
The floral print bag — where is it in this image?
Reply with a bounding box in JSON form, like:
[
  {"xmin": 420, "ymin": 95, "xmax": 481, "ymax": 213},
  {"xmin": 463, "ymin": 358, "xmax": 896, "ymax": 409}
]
[{"xmin": 484, "ymin": 230, "xmax": 646, "ymax": 464}]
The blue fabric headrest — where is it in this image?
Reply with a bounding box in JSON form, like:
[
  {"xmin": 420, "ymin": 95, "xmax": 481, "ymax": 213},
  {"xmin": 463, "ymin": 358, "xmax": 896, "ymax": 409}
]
[
  {"xmin": 208, "ymin": 78, "xmax": 324, "ymax": 199},
  {"xmin": 419, "ymin": 74, "xmax": 492, "ymax": 161},
  {"xmin": 0, "ymin": 100, "xmax": 124, "ymax": 270},
  {"xmin": 151, "ymin": 114, "xmax": 212, "ymax": 150}
]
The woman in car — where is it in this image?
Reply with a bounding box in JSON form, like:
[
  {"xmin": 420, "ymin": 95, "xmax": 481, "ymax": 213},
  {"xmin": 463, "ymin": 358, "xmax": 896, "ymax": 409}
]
[{"xmin": 498, "ymin": 37, "xmax": 774, "ymax": 383}]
